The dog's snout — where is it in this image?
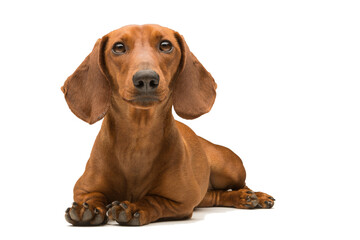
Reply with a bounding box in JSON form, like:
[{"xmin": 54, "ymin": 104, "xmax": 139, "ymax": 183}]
[{"xmin": 132, "ymin": 70, "xmax": 159, "ymax": 92}]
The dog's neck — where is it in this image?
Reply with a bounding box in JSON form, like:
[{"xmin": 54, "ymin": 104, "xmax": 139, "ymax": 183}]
[{"xmin": 101, "ymin": 96, "xmax": 177, "ymax": 150}]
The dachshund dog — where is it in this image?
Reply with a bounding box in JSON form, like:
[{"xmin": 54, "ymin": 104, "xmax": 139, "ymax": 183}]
[{"xmin": 62, "ymin": 24, "xmax": 275, "ymax": 226}]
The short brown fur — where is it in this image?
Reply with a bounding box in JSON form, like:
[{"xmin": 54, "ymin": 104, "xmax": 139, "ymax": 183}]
[{"xmin": 62, "ymin": 24, "xmax": 275, "ymax": 226}]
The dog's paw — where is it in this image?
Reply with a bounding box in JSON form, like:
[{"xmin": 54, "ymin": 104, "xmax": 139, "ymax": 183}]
[
  {"xmin": 107, "ymin": 201, "xmax": 144, "ymax": 226},
  {"xmin": 65, "ymin": 202, "xmax": 108, "ymax": 226},
  {"xmin": 233, "ymin": 189, "xmax": 259, "ymax": 209},
  {"xmin": 254, "ymin": 192, "xmax": 275, "ymax": 209}
]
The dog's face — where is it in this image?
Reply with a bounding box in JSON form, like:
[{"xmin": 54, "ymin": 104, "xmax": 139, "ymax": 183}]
[
  {"xmin": 104, "ymin": 25, "xmax": 182, "ymax": 108},
  {"xmin": 62, "ymin": 24, "xmax": 217, "ymax": 124}
]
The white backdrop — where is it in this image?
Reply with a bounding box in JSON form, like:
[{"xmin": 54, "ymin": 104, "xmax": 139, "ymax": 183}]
[{"xmin": 0, "ymin": 0, "xmax": 359, "ymax": 239}]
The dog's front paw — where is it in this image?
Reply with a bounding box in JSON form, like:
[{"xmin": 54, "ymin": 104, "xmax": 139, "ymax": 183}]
[
  {"xmin": 107, "ymin": 201, "xmax": 144, "ymax": 226},
  {"xmin": 255, "ymin": 192, "xmax": 276, "ymax": 209},
  {"xmin": 65, "ymin": 202, "xmax": 108, "ymax": 226}
]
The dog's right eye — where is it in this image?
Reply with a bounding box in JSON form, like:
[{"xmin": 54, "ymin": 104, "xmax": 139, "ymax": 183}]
[{"xmin": 112, "ymin": 42, "xmax": 126, "ymax": 55}]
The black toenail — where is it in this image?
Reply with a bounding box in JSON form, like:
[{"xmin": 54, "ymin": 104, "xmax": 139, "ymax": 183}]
[
  {"xmin": 112, "ymin": 201, "xmax": 120, "ymax": 206},
  {"xmin": 269, "ymin": 197, "xmax": 275, "ymax": 201},
  {"xmin": 106, "ymin": 203, "xmax": 112, "ymax": 209},
  {"xmin": 83, "ymin": 202, "xmax": 89, "ymax": 208},
  {"xmin": 246, "ymin": 191, "xmax": 253, "ymax": 194},
  {"xmin": 134, "ymin": 212, "xmax": 140, "ymax": 217},
  {"xmin": 94, "ymin": 208, "xmax": 99, "ymax": 214},
  {"xmin": 120, "ymin": 202, "xmax": 128, "ymax": 209},
  {"xmin": 72, "ymin": 202, "xmax": 78, "ymax": 207},
  {"xmin": 65, "ymin": 207, "xmax": 70, "ymax": 213}
]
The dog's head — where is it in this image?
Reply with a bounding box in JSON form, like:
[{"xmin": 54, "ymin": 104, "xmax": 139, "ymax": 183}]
[{"xmin": 61, "ymin": 24, "xmax": 217, "ymax": 124}]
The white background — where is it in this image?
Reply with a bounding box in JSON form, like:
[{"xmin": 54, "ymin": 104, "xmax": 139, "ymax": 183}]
[{"xmin": 0, "ymin": 0, "xmax": 359, "ymax": 239}]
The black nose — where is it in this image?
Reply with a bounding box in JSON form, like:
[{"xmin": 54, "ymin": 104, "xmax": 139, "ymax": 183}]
[{"xmin": 132, "ymin": 70, "xmax": 159, "ymax": 92}]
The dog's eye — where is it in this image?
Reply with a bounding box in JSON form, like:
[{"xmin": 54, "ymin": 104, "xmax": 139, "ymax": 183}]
[
  {"xmin": 112, "ymin": 42, "xmax": 126, "ymax": 55},
  {"xmin": 159, "ymin": 40, "xmax": 173, "ymax": 53}
]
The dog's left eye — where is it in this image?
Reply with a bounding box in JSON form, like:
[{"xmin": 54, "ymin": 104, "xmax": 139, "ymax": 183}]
[{"xmin": 159, "ymin": 40, "xmax": 173, "ymax": 53}]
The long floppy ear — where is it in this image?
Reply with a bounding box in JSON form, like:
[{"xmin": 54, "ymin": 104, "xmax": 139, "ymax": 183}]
[
  {"xmin": 61, "ymin": 37, "xmax": 111, "ymax": 124},
  {"xmin": 173, "ymin": 33, "xmax": 217, "ymax": 119}
]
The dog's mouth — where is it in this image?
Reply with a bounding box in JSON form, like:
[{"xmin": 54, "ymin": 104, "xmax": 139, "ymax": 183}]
[
  {"xmin": 123, "ymin": 94, "xmax": 163, "ymax": 108},
  {"xmin": 122, "ymin": 88, "xmax": 168, "ymax": 108},
  {"xmin": 132, "ymin": 95, "xmax": 160, "ymax": 103}
]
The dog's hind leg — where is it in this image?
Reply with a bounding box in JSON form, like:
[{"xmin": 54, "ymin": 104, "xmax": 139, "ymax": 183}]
[
  {"xmin": 197, "ymin": 187, "xmax": 275, "ymax": 209},
  {"xmin": 197, "ymin": 137, "xmax": 275, "ymax": 209},
  {"xmin": 197, "ymin": 188, "xmax": 258, "ymax": 208}
]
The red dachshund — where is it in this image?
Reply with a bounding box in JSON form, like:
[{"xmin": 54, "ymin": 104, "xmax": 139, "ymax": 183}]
[{"xmin": 62, "ymin": 24, "xmax": 275, "ymax": 226}]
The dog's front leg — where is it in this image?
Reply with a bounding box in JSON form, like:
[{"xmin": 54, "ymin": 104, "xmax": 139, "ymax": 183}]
[{"xmin": 107, "ymin": 195, "xmax": 194, "ymax": 226}]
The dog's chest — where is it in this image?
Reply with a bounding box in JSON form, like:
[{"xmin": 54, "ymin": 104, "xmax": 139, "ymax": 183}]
[{"xmin": 112, "ymin": 144, "xmax": 159, "ymax": 201}]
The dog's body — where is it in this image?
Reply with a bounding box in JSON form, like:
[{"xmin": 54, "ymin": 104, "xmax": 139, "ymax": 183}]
[{"xmin": 62, "ymin": 24, "xmax": 274, "ymax": 226}]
